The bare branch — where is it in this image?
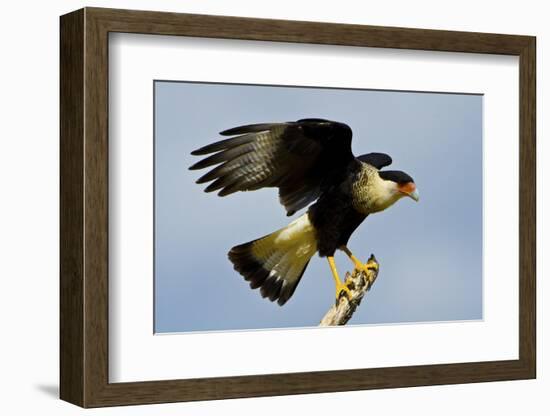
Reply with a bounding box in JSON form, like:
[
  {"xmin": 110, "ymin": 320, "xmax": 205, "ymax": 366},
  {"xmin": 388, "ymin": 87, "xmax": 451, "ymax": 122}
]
[{"xmin": 319, "ymin": 254, "xmax": 380, "ymax": 326}]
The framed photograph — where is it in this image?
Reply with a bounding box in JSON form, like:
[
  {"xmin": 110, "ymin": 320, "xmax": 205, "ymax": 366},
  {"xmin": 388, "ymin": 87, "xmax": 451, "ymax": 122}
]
[{"xmin": 60, "ymin": 7, "xmax": 536, "ymax": 408}]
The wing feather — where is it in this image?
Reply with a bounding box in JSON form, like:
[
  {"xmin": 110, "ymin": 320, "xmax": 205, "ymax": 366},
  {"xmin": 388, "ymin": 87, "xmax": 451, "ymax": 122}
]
[
  {"xmin": 357, "ymin": 152, "xmax": 392, "ymax": 169},
  {"xmin": 190, "ymin": 119, "xmax": 354, "ymax": 215},
  {"xmin": 190, "ymin": 133, "xmax": 256, "ymax": 156}
]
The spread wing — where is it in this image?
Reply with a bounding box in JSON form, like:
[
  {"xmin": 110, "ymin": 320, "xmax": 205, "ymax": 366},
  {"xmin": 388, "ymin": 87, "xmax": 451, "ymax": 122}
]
[{"xmin": 190, "ymin": 118, "xmax": 355, "ymax": 216}]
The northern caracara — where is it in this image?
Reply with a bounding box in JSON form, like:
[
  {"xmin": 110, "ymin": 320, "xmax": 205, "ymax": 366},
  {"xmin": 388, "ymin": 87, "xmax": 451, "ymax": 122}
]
[{"xmin": 190, "ymin": 118, "xmax": 418, "ymax": 305}]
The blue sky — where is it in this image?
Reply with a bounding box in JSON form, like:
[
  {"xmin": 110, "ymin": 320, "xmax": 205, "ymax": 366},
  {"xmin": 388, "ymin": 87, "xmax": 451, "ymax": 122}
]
[{"xmin": 154, "ymin": 81, "xmax": 483, "ymax": 333}]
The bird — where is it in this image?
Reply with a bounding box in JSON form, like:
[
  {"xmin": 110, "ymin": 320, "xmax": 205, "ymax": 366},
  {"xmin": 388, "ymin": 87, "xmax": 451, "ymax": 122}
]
[{"xmin": 189, "ymin": 118, "xmax": 419, "ymax": 306}]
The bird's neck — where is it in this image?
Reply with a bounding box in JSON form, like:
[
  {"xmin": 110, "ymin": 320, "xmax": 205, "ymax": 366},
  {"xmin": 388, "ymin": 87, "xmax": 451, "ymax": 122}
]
[{"xmin": 351, "ymin": 164, "xmax": 402, "ymax": 214}]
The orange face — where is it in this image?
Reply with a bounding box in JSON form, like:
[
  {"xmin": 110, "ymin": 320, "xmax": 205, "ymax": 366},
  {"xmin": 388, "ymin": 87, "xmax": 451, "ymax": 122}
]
[
  {"xmin": 397, "ymin": 181, "xmax": 419, "ymax": 201},
  {"xmin": 398, "ymin": 181, "xmax": 416, "ymax": 195}
]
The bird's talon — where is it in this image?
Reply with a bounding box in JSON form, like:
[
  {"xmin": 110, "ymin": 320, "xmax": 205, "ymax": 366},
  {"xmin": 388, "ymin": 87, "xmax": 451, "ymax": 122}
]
[
  {"xmin": 335, "ymin": 282, "xmax": 352, "ymax": 301},
  {"xmin": 367, "ymin": 261, "xmax": 379, "ymax": 271},
  {"xmin": 353, "ymin": 260, "xmax": 378, "ymax": 274}
]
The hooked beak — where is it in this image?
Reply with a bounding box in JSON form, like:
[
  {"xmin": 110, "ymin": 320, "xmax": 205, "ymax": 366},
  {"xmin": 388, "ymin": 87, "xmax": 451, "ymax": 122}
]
[{"xmin": 408, "ymin": 188, "xmax": 420, "ymax": 202}]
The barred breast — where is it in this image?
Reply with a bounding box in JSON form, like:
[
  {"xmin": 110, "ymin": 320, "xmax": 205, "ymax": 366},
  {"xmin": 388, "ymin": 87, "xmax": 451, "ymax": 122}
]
[{"xmin": 350, "ymin": 163, "xmax": 376, "ymax": 214}]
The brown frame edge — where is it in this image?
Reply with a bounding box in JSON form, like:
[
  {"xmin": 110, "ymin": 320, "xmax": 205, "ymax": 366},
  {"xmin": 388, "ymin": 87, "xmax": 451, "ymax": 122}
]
[{"xmin": 60, "ymin": 7, "xmax": 536, "ymax": 408}]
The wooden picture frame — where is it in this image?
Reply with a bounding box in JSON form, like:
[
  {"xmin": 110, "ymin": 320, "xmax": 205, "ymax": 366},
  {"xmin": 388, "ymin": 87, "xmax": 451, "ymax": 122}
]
[{"xmin": 60, "ymin": 7, "xmax": 536, "ymax": 408}]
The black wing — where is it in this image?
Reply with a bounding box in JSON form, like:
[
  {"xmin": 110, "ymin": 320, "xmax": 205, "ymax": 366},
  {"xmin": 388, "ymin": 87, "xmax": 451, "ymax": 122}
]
[
  {"xmin": 190, "ymin": 118, "xmax": 355, "ymax": 216},
  {"xmin": 357, "ymin": 152, "xmax": 392, "ymax": 169}
]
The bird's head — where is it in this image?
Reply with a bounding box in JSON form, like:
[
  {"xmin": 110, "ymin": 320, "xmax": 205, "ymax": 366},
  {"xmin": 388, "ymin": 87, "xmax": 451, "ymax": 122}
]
[{"xmin": 378, "ymin": 170, "xmax": 419, "ymax": 203}]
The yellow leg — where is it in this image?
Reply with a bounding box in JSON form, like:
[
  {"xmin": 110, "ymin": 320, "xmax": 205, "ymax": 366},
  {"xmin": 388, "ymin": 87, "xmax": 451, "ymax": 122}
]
[
  {"xmin": 340, "ymin": 246, "xmax": 379, "ymax": 273},
  {"xmin": 328, "ymin": 256, "xmax": 352, "ymax": 301}
]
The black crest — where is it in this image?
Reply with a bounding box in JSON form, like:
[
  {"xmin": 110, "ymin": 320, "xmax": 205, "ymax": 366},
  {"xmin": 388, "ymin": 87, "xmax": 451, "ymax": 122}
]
[{"xmin": 379, "ymin": 170, "xmax": 414, "ymax": 184}]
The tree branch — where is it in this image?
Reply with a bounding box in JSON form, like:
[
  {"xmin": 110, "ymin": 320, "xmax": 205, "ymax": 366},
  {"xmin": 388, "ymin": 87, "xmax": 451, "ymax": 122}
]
[{"xmin": 319, "ymin": 254, "xmax": 380, "ymax": 326}]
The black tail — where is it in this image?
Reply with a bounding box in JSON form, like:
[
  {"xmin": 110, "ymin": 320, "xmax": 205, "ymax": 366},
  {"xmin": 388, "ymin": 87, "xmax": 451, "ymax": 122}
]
[{"xmin": 228, "ymin": 227, "xmax": 314, "ymax": 306}]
